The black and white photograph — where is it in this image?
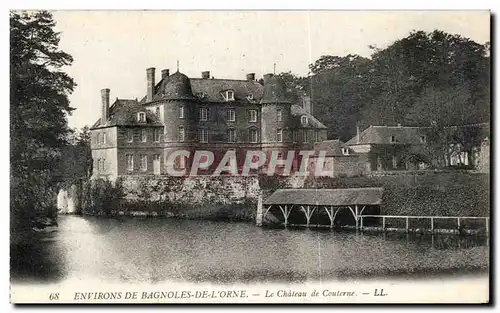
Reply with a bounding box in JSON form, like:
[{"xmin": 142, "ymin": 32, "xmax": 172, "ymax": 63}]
[{"xmin": 9, "ymin": 10, "xmax": 491, "ymax": 303}]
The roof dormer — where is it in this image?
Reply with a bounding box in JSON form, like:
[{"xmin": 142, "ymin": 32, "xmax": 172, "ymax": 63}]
[
  {"xmin": 301, "ymin": 115, "xmax": 308, "ymax": 125},
  {"xmin": 137, "ymin": 111, "xmax": 146, "ymax": 123},
  {"xmin": 222, "ymin": 90, "xmax": 235, "ymax": 102}
]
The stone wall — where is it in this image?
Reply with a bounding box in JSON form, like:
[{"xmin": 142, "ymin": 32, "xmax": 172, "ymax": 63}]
[{"xmin": 120, "ymin": 175, "xmax": 262, "ymax": 205}]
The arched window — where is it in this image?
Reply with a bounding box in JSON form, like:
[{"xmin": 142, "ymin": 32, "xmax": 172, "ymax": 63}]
[
  {"xmin": 137, "ymin": 112, "xmax": 146, "ymax": 122},
  {"xmin": 301, "ymin": 115, "xmax": 308, "ymax": 125}
]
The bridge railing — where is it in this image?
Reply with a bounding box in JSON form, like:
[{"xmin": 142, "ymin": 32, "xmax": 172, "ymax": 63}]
[{"xmin": 359, "ymin": 215, "xmax": 489, "ymax": 234}]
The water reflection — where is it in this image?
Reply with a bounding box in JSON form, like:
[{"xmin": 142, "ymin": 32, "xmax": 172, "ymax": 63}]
[{"xmin": 11, "ymin": 215, "xmax": 489, "ymax": 285}]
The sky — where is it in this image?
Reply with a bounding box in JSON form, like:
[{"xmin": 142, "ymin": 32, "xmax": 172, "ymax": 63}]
[{"xmin": 51, "ymin": 11, "xmax": 491, "ymax": 129}]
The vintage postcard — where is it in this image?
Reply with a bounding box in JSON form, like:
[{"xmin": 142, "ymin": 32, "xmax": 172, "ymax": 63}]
[{"xmin": 10, "ymin": 10, "xmax": 490, "ymax": 304}]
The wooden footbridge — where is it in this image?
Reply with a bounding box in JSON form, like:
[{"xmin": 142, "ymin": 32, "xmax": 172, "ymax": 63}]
[{"xmin": 256, "ymin": 187, "xmax": 489, "ymax": 235}]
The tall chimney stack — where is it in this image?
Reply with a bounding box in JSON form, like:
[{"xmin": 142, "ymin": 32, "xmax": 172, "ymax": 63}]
[
  {"xmin": 201, "ymin": 71, "xmax": 210, "ymax": 79},
  {"xmin": 302, "ymin": 95, "xmax": 311, "ymax": 114},
  {"xmin": 356, "ymin": 124, "xmax": 360, "ymax": 144},
  {"xmin": 246, "ymin": 73, "xmax": 255, "ymax": 81},
  {"xmin": 161, "ymin": 69, "xmax": 170, "ymax": 79},
  {"xmin": 146, "ymin": 67, "xmax": 156, "ymax": 102},
  {"xmin": 101, "ymin": 88, "xmax": 110, "ymax": 125}
]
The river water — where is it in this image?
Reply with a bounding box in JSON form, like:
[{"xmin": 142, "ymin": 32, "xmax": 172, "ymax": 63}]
[{"xmin": 11, "ymin": 215, "xmax": 489, "ymax": 285}]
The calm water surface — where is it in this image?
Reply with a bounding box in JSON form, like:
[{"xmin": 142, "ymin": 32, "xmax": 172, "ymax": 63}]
[{"xmin": 11, "ymin": 215, "xmax": 489, "ymax": 285}]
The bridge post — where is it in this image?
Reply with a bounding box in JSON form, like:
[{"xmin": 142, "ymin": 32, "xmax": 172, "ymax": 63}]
[
  {"xmin": 306, "ymin": 206, "xmax": 310, "ymax": 227},
  {"xmin": 256, "ymin": 195, "xmax": 263, "ymax": 227},
  {"xmin": 355, "ymin": 204, "xmax": 359, "ymax": 230},
  {"xmin": 330, "ymin": 207, "xmax": 334, "ymax": 228}
]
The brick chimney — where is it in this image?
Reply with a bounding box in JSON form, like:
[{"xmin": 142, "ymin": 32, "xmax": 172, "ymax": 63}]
[
  {"xmin": 202, "ymin": 71, "xmax": 210, "ymax": 79},
  {"xmin": 302, "ymin": 95, "xmax": 311, "ymax": 114},
  {"xmin": 101, "ymin": 88, "xmax": 110, "ymax": 125},
  {"xmin": 246, "ymin": 73, "xmax": 255, "ymax": 81},
  {"xmin": 146, "ymin": 67, "xmax": 155, "ymax": 102},
  {"xmin": 161, "ymin": 69, "xmax": 170, "ymax": 79}
]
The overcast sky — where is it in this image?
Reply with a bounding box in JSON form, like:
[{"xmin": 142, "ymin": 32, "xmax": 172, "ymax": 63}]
[{"xmin": 52, "ymin": 11, "xmax": 490, "ymax": 129}]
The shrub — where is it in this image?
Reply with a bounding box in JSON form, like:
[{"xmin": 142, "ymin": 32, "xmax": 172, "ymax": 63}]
[{"xmin": 81, "ymin": 177, "xmax": 125, "ymax": 216}]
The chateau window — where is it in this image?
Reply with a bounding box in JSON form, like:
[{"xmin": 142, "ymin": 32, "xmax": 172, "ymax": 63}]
[
  {"xmin": 390, "ymin": 135, "xmax": 396, "ymax": 143},
  {"xmin": 249, "ymin": 128, "xmax": 258, "ymax": 143},
  {"xmin": 277, "ymin": 109, "xmax": 282, "ymax": 122},
  {"xmin": 249, "ymin": 109, "xmax": 257, "ymax": 123},
  {"xmin": 179, "ymin": 105, "xmax": 184, "ymax": 119},
  {"xmin": 178, "ymin": 126, "xmax": 185, "ymax": 142},
  {"xmin": 303, "ymin": 129, "xmax": 308, "ymax": 143},
  {"xmin": 155, "ymin": 107, "xmax": 160, "ymax": 118},
  {"xmin": 277, "ymin": 128, "xmax": 283, "ymax": 142},
  {"xmin": 342, "ymin": 147, "xmax": 350, "ymax": 155},
  {"xmin": 225, "ymin": 90, "xmax": 235, "ymax": 101},
  {"xmin": 126, "ymin": 129, "xmax": 134, "ymax": 142},
  {"xmin": 301, "ymin": 115, "xmax": 308, "ymax": 125},
  {"xmin": 292, "ymin": 130, "xmax": 297, "ymax": 143},
  {"xmin": 102, "ymin": 132, "xmax": 106, "ymax": 144},
  {"xmin": 141, "ymin": 129, "xmax": 147, "ymax": 142},
  {"xmin": 392, "ymin": 155, "xmax": 397, "ymax": 168},
  {"xmin": 228, "ymin": 128, "xmax": 236, "ymax": 143},
  {"xmin": 154, "ymin": 128, "xmax": 161, "ymax": 142},
  {"xmin": 199, "ymin": 128, "xmax": 208, "ymax": 143},
  {"xmin": 138, "ymin": 112, "xmax": 146, "ymax": 123},
  {"xmin": 314, "ymin": 130, "xmax": 319, "ymax": 143},
  {"xmin": 126, "ymin": 155, "xmax": 134, "ymax": 171},
  {"xmin": 420, "ymin": 136, "xmax": 427, "ymax": 144},
  {"xmin": 140, "ymin": 155, "xmax": 147, "ymax": 171},
  {"xmin": 101, "ymin": 159, "xmax": 105, "ymax": 171},
  {"xmin": 200, "ymin": 107, "xmax": 208, "ymax": 121},
  {"xmin": 227, "ymin": 108, "xmax": 236, "ymax": 122}
]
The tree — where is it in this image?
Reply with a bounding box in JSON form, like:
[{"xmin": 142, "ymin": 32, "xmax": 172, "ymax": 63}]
[
  {"xmin": 58, "ymin": 126, "xmax": 93, "ymax": 183},
  {"xmin": 10, "ymin": 11, "xmax": 76, "ymax": 230}
]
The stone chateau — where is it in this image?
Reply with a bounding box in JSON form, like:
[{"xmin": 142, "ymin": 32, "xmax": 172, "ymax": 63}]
[{"xmin": 90, "ymin": 67, "xmax": 328, "ymax": 178}]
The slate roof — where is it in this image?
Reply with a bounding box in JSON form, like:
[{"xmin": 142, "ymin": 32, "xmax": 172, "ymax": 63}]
[
  {"xmin": 140, "ymin": 72, "xmax": 264, "ymax": 104},
  {"xmin": 290, "ymin": 104, "xmax": 327, "ymax": 129},
  {"xmin": 346, "ymin": 125, "xmax": 427, "ymax": 146},
  {"xmin": 91, "ymin": 99, "xmax": 163, "ymax": 129},
  {"xmin": 314, "ymin": 139, "xmax": 347, "ymax": 156},
  {"xmin": 264, "ymin": 188, "xmax": 384, "ymax": 206},
  {"xmin": 152, "ymin": 71, "xmax": 195, "ymax": 101}
]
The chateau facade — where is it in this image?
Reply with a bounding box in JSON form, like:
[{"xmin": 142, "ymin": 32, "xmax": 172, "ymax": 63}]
[{"xmin": 90, "ymin": 67, "xmax": 327, "ymax": 178}]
